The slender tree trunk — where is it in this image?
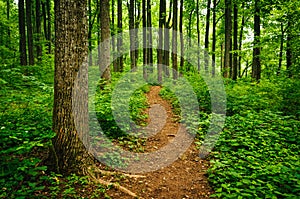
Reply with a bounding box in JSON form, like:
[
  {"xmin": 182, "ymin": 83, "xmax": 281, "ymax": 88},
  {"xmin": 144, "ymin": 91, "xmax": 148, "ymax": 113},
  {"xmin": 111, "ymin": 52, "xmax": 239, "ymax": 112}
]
[
  {"xmin": 286, "ymin": 20, "xmax": 292, "ymax": 77},
  {"xmin": 179, "ymin": 0, "xmax": 184, "ymax": 71},
  {"xmin": 252, "ymin": 0, "xmax": 261, "ymax": 81},
  {"xmin": 88, "ymin": 0, "xmax": 93, "ymax": 65},
  {"xmin": 277, "ymin": 22, "xmax": 284, "ymax": 76},
  {"xmin": 111, "ymin": 0, "xmax": 118, "ymax": 71},
  {"xmin": 18, "ymin": 0, "xmax": 27, "ymax": 66},
  {"xmin": 238, "ymin": 3, "xmax": 245, "ymax": 78},
  {"xmin": 158, "ymin": 0, "xmax": 165, "ymax": 82},
  {"xmin": 46, "ymin": 0, "xmax": 51, "ymax": 54},
  {"xmin": 52, "ymin": 0, "xmax": 94, "ymax": 175},
  {"xmin": 172, "ymin": 0, "xmax": 178, "ymax": 80},
  {"xmin": 147, "ymin": 0, "xmax": 153, "ymax": 67},
  {"xmin": 142, "ymin": 0, "xmax": 148, "ymax": 78},
  {"xmin": 232, "ymin": 3, "xmax": 238, "ymax": 80},
  {"xmin": 117, "ymin": 0, "xmax": 123, "ymax": 72},
  {"xmin": 134, "ymin": 0, "xmax": 141, "ymax": 63},
  {"xmin": 204, "ymin": 0, "xmax": 211, "ymax": 72},
  {"xmin": 224, "ymin": 0, "xmax": 232, "ymax": 78},
  {"xmin": 186, "ymin": 8, "xmax": 194, "ymax": 71},
  {"xmin": 129, "ymin": 0, "xmax": 136, "ymax": 69},
  {"xmin": 26, "ymin": 0, "xmax": 34, "ymax": 65},
  {"xmin": 7, "ymin": 0, "xmax": 10, "ymax": 45},
  {"xmin": 163, "ymin": 0, "xmax": 172, "ymax": 76},
  {"xmin": 36, "ymin": 0, "xmax": 42, "ymax": 60},
  {"xmin": 42, "ymin": 1, "xmax": 47, "ymax": 45},
  {"xmin": 196, "ymin": 0, "xmax": 200, "ymax": 71},
  {"xmin": 100, "ymin": 0, "xmax": 111, "ymax": 81},
  {"xmin": 212, "ymin": 0, "xmax": 217, "ymax": 76}
]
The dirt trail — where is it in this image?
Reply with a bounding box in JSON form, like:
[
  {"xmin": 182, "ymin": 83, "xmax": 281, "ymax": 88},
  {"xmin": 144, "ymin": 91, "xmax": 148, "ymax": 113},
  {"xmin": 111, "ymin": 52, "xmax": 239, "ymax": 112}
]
[{"xmin": 106, "ymin": 86, "xmax": 213, "ymax": 198}]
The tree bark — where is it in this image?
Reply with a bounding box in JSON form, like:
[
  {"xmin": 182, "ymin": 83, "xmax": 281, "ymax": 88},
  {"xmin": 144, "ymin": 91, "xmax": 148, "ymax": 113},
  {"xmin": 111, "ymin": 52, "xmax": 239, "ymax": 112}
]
[
  {"xmin": 52, "ymin": 0, "xmax": 94, "ymax": 175},
  {"xmin": 252, "ymin": 0, "xmax": 261, "ymax": 81},
  {"xmin": 46, "ymin": 0, "xmax": 51, "ymax": 54},
  {"xmin": 224, "ymin": 0, "xmax": 232, "ymax": 78},
  {"xmin": 100, "ymin": 0, "xmax": 111, "ymax": 81},
  {"xmin": 26, "ymin": 0, "xmax": 34, "ymax": 65},
  {"xmin": 117, "ymin": 0, "xmax": 123, "ymax": 72},
  {"xmin": 18, "ymin": 0, "xmax": 27, "ymax": 66},
  {"xmin": 211, "ymin": 0, "xmax": 217, "ymax": 76},
  {"xmin": 204, "ymin": 0, "xmax": 211, "ymax": 72},
  {"xmin": 147, "ymin": 0, "xmax": 153, "ymax": 67},
  {"xmin": 172, "ymin": 0, "xmax": 178, "ymax": 79},
  {"xmin": 179, "ymin": 0, "xmax": 184, "ymax": 71},
  {"xmin": 129, "ymin": 0, "xmax": 136, "ymax": 69},
  {"xmin": 36, "ymin": 0, "xmax": 42, "ymax": 60},
  {"xmin": 238, "ymin": 3, "xmax": 245, "ymax": 78},
  {"xmin": 196, "ymin": 0, "xmax": 200, "ymax": 71},
  {"xmin": 163, "ymin": 0, "xmax": 172, "ymax": 77},
  {"xmin": 158, "ymin": 0, "xmax": 165, "ymax": 82},
  {"xmin": 232, "ymin": 3, "xmax": 238, "ymax": 80},
  {"xmin": 88, "ymin": 0, "xmax": 93, "ymax": 66},
  {"xmin": 277, "ymin": 22, "xmax": 284, "ymax": 76},
  {"xmin": 142, "ymin": 0, "xmax": 147, "ymax": 78}
]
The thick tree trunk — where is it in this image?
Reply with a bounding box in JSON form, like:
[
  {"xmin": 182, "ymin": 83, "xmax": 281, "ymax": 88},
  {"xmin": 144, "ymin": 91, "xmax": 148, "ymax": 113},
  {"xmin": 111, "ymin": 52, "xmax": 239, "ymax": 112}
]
[
  {"xmin": 100, "ymin": 0, "xmax": 111, "ymax": 81},
  {"xmin": 204, "ymin": 0, "xmax": 211, "ymax": 72},
  {"xmin": 232, "ymin": 3, "xmax": 238, "ymax": 80},
  {"xmin": 224, "ymin": 0, "xmax": 232, "ymax": 78},
  {"xmin": 52, "ymin": 0, "xmax": 94, "ymax": 175},
  {"xmin": 18, "ymin": 0, "xmax": 27, "ymax": 66},
  {"xmin": 26, "ymin": 0, "xmax": 34, "ymax": 65},
  {"xmin": 172, "ymin": 0, "xmax": 178, "ymax": 79},
  {"xmin": 252, "ymin": 0, "xmax": 261, "ymax": 81}
]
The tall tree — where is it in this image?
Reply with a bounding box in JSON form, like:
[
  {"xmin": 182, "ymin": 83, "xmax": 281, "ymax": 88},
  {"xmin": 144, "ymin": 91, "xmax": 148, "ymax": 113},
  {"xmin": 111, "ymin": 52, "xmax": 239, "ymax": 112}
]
[
  {"xmin": 52, "ymin": 0, "xmax": 94, "ymax": 174},
  {"xmin": 232, "ymin": 2, "xmax": 238, "ymax": 80},
  {"xmin": 26, "ymin": 0, "xmax": 34, "ymax": 65},
  {"xmin": 286, "ymin": 19, "xmax": 292, "ymax": 77},
  {"xmin": 6, "ymin": 0, "xmax": 10, "ymax": 45},
  {"xmin": 36, "ymin": 0, "xmax": 42, "ymax": 60},
  {"xmin": 252, "ymin": 0, "xmax": 261, "ymax": 81},
  {"xmin": 117, "ymin": 0, "xmax": 123, "ymax": 71},
  {"xmin": 18, "ymin": 0, "xmax": 27, "ymax": 65},
  {"xmin": 129, "ymin": 0, "xmax": 136, "ymax": 69},
  {"xmin": 172, "ymin": 0, "xmax": 178, "ymax": 79},
  {"xmin": 179, "ymin": 0, "xmax": 184, "ymax": 70},
  {"xmin": 211, "ymin": 0, "xmax": 218, "ymax": 76},
  {"xmin": 163, "ymin": 0, "xmax": 172, "ymax": 76},
  {"xmin": 88, "ymin": 0, "xmax": 93, "ymax": 65},
  {"xmin": 224, "ymin": 0, "xmax": 232, "ymax": 78},
  {"xmin": 157, "ymin": 0, "xmax": 165, "ymax": 82},
  {"xmin": 142, "ymin": 0, "xmax": 148, "ymax": 78},
  {"xmin": 196, "ymin": 0, "xmax": 200, "ymax": 71},
  {"xmin": 238, "ymin": 2, "xmax": 245, "ymax": 77},
  {"xmin": 100, "ymin": 0, "xmax": 111, "ymax": 80},
  {"xmin": 147, "ymin": 0, "xmax": 153, "ymax": 66},
  {"xmin": 204, "ymin": 0, "xmax": 211, "ymax": 72},
  {"xmin": 46, "ymin": 0, "xmax": 51, "ymax": 54},
  {"xmin": 111, "ymin": 0, "xmax": 118, "ymax": 71}
]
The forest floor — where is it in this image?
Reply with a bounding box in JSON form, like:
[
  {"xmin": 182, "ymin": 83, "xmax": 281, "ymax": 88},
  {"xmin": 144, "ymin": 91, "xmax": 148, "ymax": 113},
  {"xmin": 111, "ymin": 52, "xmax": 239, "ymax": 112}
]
[{"xmin": 101, "ymin": 86, "xmax": 213, "ymax": 199}]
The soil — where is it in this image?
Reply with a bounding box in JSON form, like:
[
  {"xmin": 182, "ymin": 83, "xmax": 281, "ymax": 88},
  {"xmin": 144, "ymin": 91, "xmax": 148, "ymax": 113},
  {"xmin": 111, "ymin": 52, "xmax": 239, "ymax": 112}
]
[{"xmin": 103, "ymin": 86, "xmax": 213, "ymax": 199}]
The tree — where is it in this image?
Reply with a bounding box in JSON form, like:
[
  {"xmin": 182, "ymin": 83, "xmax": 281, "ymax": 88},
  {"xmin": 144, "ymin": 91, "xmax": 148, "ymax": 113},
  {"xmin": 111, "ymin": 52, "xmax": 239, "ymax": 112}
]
[
  {"xmin": 232, "ymin": 2, "xmax": 238, "ymax": 80},
  {"xmin": 224, "ymin": 0, "xmax": 232, "ymax": 78},
  {"xmin": 252, "ymin": 0, "xmax": 261, "ymax": 81},
  {"xmin": 204, "ymin": 0, "xmax": 211, "ymax": 72},
  {"xmin": 26, "ymin": 0, "xmax": 34, "ymax": 65},
  {"xmin": 18, "ymin": 0, "xmax": 27, "ymax": 65},
  {"xmin": 172, "ymin": 0, "xmax": 178, "ymax": 79},
  {"xmin": 157, "ymin": 0, "xmax": 165, "ymax": 82},
  {"xmin": 36, "ymin": 0, "xmax": 42, "ymax": 60},
  {"xmin": 179, "ymin": 0, "xmax": 184, "ymax": 70},
  {"xmin": 117, "ymin": 0, "xmax": 123, "ymax": 72},
  {"xmin": 100, "ymin": 0, "xmax": 111, "ymax": 81},
  {"xmin": 51, "ymin": 0, "xmax": 94, "ymax": 174},
  {"xmin": 129, "ymin": 0, "xmax": 136, "ymax": 69},
  {"xmin": 147, "ymin": 0, "xmax": 153, "ymax": 66}
]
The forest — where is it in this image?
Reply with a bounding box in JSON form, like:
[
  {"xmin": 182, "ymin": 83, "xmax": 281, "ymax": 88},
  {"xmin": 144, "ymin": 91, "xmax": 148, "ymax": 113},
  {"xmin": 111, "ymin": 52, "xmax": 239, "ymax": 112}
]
[{"xmin": 0, "ymin": 0, "xmax": 299, "ymax": 198}]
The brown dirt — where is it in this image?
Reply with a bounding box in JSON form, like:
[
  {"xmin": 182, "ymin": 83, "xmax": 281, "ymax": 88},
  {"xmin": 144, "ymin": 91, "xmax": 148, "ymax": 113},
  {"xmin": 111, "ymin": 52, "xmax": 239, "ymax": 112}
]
[{"xmin": 104, "ymin": 86, "xmax": 213, "ymax": 198}]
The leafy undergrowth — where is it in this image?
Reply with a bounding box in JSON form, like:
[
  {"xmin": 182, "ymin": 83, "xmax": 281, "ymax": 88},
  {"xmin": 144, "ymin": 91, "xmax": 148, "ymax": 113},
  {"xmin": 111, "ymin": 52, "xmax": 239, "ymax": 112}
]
[
  {"xmin": 207, "ymin": 78, "xmax": 300, "ymax": 198},
  {"xmin": 0, "ymin": 64, "xmax": 112, "ymax": 198}
]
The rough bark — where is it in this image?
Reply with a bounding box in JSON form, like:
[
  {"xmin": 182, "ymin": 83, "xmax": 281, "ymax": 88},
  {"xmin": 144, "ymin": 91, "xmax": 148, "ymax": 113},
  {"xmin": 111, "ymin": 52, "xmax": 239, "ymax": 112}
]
[{"xmin": 52, "ymin": 0, "xmax": 94, "ymax": 175}]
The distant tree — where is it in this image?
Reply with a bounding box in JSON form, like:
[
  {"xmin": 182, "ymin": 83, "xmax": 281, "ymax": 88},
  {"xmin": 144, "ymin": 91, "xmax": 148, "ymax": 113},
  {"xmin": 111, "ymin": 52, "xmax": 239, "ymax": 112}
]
[{"xmin": 18, "ymin": 0, "xmax": 27, "ymax": 65}]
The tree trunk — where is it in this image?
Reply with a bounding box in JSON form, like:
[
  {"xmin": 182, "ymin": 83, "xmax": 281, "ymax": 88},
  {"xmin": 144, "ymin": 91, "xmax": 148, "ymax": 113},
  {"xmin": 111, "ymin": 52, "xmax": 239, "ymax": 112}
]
[
  {"xmin": 18, "ymin": 0, "xmax": 27, "ymax": 66},
  {"xmin": 147, "ymin": 0, "xmax": 153, "ymax": 67},
  {"xmin": 286, "ymin": 20, "xmax": 292, "ymax": 77},
  {"xmin": 88, "ymin": 0, "xmax": 93, "ymax": 66},
  {"xmin": 117, "ymin": 0, "xmax": 123, "ymax": 72},
  {"xmin": 6, "ymin": 0, "xmax": 10, "ymax": 45},
  {"xmin": 100, "ymin": 0, "xmax": 111, "ymax": 81},
  {"xmin": 42, "ymin": 1, "xmax": 47, "ymax": 46},
  {"xmin": 111, "ymin": 0, "xmax": 118, "ymax": 71},
  {"xmin": 224, "ymin": 0, "xmax": 232, "ymax": 78},
  {"xmin": 277, "ymin": 22, "xmax": 284, "ymax": 76},
  {"xmin": 179, "ymin": 0, "xmax": 184, "ymax": 71},
  {"xmin": 26, "ymin": 0, "xmax": 34, "ymax": 65},
  {"xmin": 252, "ymin": 0, "xmax": 261, "ymax": 81},
  {"xmin": 238, "ymin": 3, "xmax": 245, "ymax": 78},
  {"xmin": 163, "ymin": 0, "xmax": 172, "ymax": 77},
  {"xmin": 36, "ymin": 0, "xmax": 42, "ymax": 60},
  {"xmin": 172, "ymin": 0, "xmax": 178, "ymax": 80},
  {"xmin": 46, "ymin": 0, "xmax": 51, "ymax": 54},
  {"xmin": 142, "ymin": 0, "xmax": 147, "ymax": 78},
  {"xmin": 204, "ymin": 0, "xmax": 211, "ymax": 72},
  {"xmin": 129, "ymin": 0, "xmax": 136, "ymax": 69},
  {"xmin": 134, "ymin": 0, "xmax": 141, "ymax": 63},
  {"xmin": 158, "ymin": 0, "xmax": 165, "ymax": 83},
  {"xmin": 196, "ymin": 0, "xmax": 200, "ymax": 71},
  {"xmin": 232, "ymin": 3, "xmax": 238, "ymax": 80},
  {"xmin": 211, "ymin": 0, "xmax": 217, "ymax": 76},
  {"xmin": 52, "ymin": 0, "xmax": 94, "ymax": 175}
]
